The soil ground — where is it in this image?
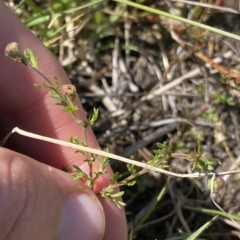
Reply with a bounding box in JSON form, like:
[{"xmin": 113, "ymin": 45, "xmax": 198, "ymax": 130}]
[{"xmin": 68, "ymin": 2, "xmax": 240, "ymax": 239}]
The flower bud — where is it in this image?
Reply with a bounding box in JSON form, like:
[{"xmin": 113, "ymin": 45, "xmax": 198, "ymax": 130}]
[
  {"xmin": 62, "ymin": 85, "xmax": 76, "ymax": 96},
  {"xmin": 62, "ymin": 85, "xmax": 77, "ymax": 102},
  {"xmin": 5, "ymin": 42, "xmax": 23, "ymax": 62},
  {"xmin": 207, "ymin": 176, "xmax": 225, "ymax": 191}
]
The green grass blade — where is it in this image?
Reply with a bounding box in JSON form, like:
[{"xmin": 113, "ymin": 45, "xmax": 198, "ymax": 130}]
[
  {"xmin": 62, "ymin": 0, "xmax": 105, "ymax": 14},
  {"xmin": 133, "ymin": 179, "xmax": 169, "ymax": 232},
  {"xmin": 113, "ymin": 0, "xmax": 240, "ymax": 41},
  {"xmin": 25, "ymin": 0, "xmax": 104, "ymax": 28},
  {"xmin": 26, "ymin": 14, "xmax": 52, "ymax": 27},
  {"xmin": 186, "ymin": 216, "xmax": 218, "ymax": 240},
  {"xmin": 183, "ymin": 205, "xmax": 240, "ymax": 221}
]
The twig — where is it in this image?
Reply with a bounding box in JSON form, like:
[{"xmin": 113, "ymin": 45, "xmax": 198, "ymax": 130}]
[
  {"xmin": 4, "ymin": 127, "xmax": 240, "ymax": 179},
  {"xmin": 169, "ymin": 0, "xmax": 240, "ymax": 14},
  {"xmin": 111, "ymin": 50, "xmax": 233, "ymax": 117}
]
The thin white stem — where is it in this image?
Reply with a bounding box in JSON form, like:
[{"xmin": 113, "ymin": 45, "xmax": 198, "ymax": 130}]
[{"xmin": 7, "ymin": 127, "xmax": 240, "ymax": 178}]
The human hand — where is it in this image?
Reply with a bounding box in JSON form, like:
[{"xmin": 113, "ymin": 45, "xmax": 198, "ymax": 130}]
[{"xmin": 0, "ymin": 2, "xmax": 127, "ymax": 240}]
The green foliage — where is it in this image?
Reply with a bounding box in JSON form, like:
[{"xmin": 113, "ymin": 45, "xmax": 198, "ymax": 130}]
[
  {"xmin": 101, "ymin": 188, "xmax": 126, "ymax": 208},
  {"xmin": 71, "ymin": 165, "xmax": 89, "ymax": 180},
  {"xmin": 110, "ymin": 172, "xmax": 122, "ymax": 185},
  {"xmin": 62, "ymin": 105, "xmax": 79, "ymax": 113},
  {"xmin": 24, "ymin": 48, "xmax": 39, "ymax": 69},
  {"xmin": 84, "ymin": 108, "xmax": 99, "ymax": 127},
  {"xmin": 21, "ymin": 0, "xmax": 105, "ymax": 45},
  {"xmin": 126, "ymin": 163, "xmax": 138, "ymax": 178},
  {"xmin": 197, "ymin": 83, "xmax": 205, "ymax": 99},
  {"xmin": 200, "ymin": 108, "xmax": 217, "ymax": 120},
  {"xmin": 213, "ymin": 91, "xmax": 235, "ymax": 106},
  {"xmin": 147, "ymin": 142, "xmax": 171, "ymax": 168},
  {"xmin": 184, "ymin": 129, "xmax": 204, "ymax": 143},
  {"xmin": 186, "ymin": 153, "xmax": 220, "ymax": 172},
  {"xmin": 69, "ymin": 136, "xmax": 86, "ymax": 147},
  {"xmin": 186, "ymin": 216, "xmax": 218, "ymax": 240}
]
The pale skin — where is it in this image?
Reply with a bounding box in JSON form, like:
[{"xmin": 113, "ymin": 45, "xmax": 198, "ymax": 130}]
[{"xmin": 0, "ymin": 2, "xmax": 127, "ymax": 240}]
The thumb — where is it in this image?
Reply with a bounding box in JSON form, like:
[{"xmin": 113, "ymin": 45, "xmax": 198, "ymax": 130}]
[{"xmin": 0, "ymin": 147, "xmax": 105, "ymax": 240}]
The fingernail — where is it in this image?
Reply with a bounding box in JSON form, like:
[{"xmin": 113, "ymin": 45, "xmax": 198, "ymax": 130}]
[{"xmin": 57, "ymin": 193, "xmax": 105, "ymax": 240}]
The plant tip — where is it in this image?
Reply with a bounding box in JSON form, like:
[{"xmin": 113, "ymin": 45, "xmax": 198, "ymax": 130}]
[{"xmin": 5, "ymin": 42, "xmax": 23, "ymax": 62}]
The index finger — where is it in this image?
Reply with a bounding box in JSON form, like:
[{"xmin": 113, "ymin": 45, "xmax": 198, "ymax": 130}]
[{"xmin": 0, "ymin": 3, "xmax": 128, "ymax": 239}]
